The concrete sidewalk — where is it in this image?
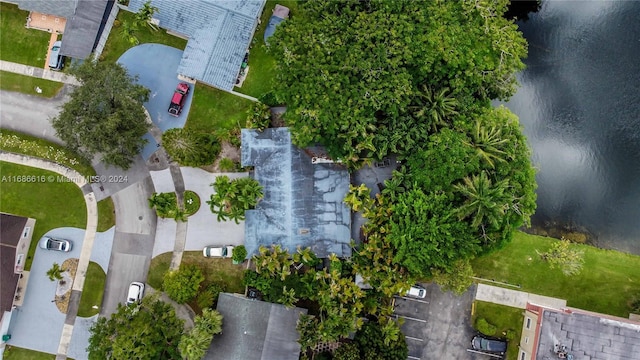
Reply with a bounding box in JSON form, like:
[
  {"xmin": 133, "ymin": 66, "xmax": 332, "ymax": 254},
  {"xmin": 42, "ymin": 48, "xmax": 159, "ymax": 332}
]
[
  {"xmin": 0, "ymin": 60, "xmax": 79, "ymax": 85},
  {"xmin": 0, "ymin": 151, "xmax": 98, "ymax": 359},
  {"xmin": 475, "ymin": 283, "xmax": 566, "ymax": 309}
]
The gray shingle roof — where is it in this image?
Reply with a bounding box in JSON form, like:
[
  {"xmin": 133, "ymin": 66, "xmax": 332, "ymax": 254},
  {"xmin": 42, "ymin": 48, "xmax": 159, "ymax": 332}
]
[
  {"xmin": 207, "ymin": 293, "xmax": 307, "ymax": 360},
  {"xmin": 13, "ymin": 0, "xmax": 77, "ymax": 18},
  {"xmin": 128, "ymin": 0, "xmax": 265, "ymax": 91},
  {"xmin": 241, "ymin": 128, "xmax": 352, "ymax": 258},
  {"xmin": 536, "ymin": 308, "xmax": 640, "ymax": 360},
  {"xmin": 60, "ymin": 0, "xmax": 111, "ymax": 59}
]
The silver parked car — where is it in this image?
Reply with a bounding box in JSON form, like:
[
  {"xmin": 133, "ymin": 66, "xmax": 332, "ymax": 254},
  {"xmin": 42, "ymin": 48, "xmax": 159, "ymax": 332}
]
[
  {"xmin": 48, "ymin": 41, "xmax": 64, "ymax": 70},
  {"xmin": 202, "ymin": 245, "xmax": 234, "ymax": 258},
  {"xmin": 126, "ymin": 282, "xmax": 145, "ymax": 305},
  {"xmin": 39, "ymin": 236, "xmax": 72, "ymax": 252}
]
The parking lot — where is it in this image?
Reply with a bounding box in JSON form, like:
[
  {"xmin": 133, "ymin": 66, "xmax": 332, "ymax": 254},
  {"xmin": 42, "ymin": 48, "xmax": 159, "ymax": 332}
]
[{"xmin": 394, "ymin": 283, "xmax": 484, "ymax": 360}]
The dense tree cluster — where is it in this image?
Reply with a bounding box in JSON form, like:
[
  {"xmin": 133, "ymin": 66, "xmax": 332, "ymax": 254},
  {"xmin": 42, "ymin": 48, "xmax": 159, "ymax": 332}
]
[
  {"xmin": 87, "ymin": 296, "xmax": 184, "ymax": 360},
  {"xmin": 52, "ymin": 61, "xmax": 150, "ymax": 169},
  {"xmin": 207, "ymin": 176, "xmax": 264, "ymax": 224},
  {"xmin": 273, "ymin": 0, "xmax": 537, "ymax": 278},
  {"xmin": 244, "ymin": 246, "xmax": 404, "ymax": 354}
]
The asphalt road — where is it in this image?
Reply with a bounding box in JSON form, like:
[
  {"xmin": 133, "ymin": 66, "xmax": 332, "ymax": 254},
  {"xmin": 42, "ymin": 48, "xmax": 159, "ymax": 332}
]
[
  {"xmin": 0, "ymin": 89, "xmax": 67, "ymax": 143},
  {"xmin": 101, "ymin": 178, "xmax": 157, "ymax": 317},
  {"xmin": 0, "ymin": 88, "xmax": 157, "ymax": 319}
]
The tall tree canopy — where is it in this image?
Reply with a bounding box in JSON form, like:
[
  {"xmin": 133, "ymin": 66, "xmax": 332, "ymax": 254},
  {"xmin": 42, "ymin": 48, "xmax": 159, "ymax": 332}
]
[
  {"xmin": 52, "ymin": 61, "xmax": 150, "ymax": 169},
  {"xmin": 271, "ymin": 0, "xmax": 527, "ymax": 163},
  {"xmin": 87, "ymin": 297, "xmax": 184, "ymax": 360}
]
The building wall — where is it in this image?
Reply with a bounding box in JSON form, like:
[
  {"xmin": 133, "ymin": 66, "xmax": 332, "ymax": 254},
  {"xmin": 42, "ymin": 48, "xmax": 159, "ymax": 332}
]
[{"xmin": 519, "ymin": 310, "xmax": 539, "ymax": 360}]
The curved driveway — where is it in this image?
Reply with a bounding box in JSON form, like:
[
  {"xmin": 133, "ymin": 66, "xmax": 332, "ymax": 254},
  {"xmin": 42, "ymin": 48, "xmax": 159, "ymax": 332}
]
[
  {"xmin": 118, "ymin": 44, "xmax": 193, "ymax": 160},
  {"xmin": 0, "ymin": 152, "xmax": 98, "ymax": 359}
]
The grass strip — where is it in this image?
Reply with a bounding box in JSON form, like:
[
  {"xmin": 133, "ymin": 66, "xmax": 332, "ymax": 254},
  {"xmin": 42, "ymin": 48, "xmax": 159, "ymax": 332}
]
[
  {"xmin": 472, "ymin": 301, "xmax": 523, "ymax": 360},
  {"xmin": 0, "ymin": 71, "xmax": 64, "ymax": 98},
  {"xmin": 472, "ymin": 231, "xmax": 640, "ymax": 317},
  {"xmin": 78, "ymin": 261, "xmax": 106, "ymax": 317}
]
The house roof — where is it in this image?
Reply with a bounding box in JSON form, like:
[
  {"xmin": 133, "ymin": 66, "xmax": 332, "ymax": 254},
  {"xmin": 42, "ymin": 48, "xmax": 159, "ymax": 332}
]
[
  {"xmin": 128, "ymin": 0, "xmax": 266, "ymax": 91},
  {"xmin": 535, "ymin": 306, "xmax": 640, "ymax": 360},
  {"xmin": 14, "ymin": 0, "xmax": 112, "ymax": 59},
  {"xmin": 0, "ymin": 213, "xmax": 28, "ymax": 313},
  {"xmin": 59, "ymin": 0, "xmax": 112, "ymax": 59},
  {"xmin": 13, "ymin": 0, "xmax": 77, "ymax": 18},
  {"xmin": 241, "ymin": 128, "xmax": 352, "ymax": 258},
  {"xmin": 206, "ymin": 293, "xmax": 307, "ymax": 360}
]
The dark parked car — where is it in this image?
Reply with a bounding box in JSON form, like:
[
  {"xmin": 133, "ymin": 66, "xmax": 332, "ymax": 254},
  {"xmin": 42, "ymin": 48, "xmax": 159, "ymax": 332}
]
[
  {"xmin": 471, "ymin": 335, "xmax": 507, "ymax": 355},
  {"xmin": 39, "ymin": 236, "xmax": 72, "ymax": 252},
  {"xmin": 168, "ymin": 82, "xmax": 190, "ymax": 117}
]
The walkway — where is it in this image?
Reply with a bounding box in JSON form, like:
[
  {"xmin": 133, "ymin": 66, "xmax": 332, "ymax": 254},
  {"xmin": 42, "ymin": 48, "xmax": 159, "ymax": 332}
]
[
  {"xmin": 0, "ymin": 60, "xmax": 79, "ymax": 85},
  {"xmin": 474, "ymin": 283, "xmax": 566, "ymax": 309},
  {"xmin": 0, "ymin": 152, "xmax": 98, "ymax": 360}
]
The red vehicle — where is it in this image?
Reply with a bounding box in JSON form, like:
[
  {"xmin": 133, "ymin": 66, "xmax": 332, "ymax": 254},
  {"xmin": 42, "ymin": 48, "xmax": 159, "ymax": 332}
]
[{"xmin": 168, "ymin": 82, "xmax": 190, "ymax": 117}]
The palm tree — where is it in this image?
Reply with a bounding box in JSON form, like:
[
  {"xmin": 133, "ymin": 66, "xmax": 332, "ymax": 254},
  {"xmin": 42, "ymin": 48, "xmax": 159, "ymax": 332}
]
[
  {"xmin": 47, "ymin": 262, "xmax": 64, "ymax": 282},
  {"xmin": 466, "ymin": 119, "xmax": 509, "ymax": 168},
  {"xmin": 453, "ymin": 171, "xmax": 511, "ymax": 230},
  {"xmin": 135, "ymin": 0, "xmax": 159, "ymax": 30},
  {"xmin": 178, "ymin": 330, "xmax": 209, "ymax": 360},
  {"xmin": 410, "ymin": 85, "xmax": 459, "ymax": 131},
  {"xmin": 195, "ymin": 309, "xmax": 223, "ymax": 335}
]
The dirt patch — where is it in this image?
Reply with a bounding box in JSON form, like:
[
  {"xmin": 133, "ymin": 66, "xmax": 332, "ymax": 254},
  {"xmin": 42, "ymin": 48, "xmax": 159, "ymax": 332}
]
[
  {"xmin": 201, "ymin": 141, "xmax": 241, "ymax": 173},
  {"xmin": 54, "ymin": 258, "xmax": 78, "ymax": 314}
]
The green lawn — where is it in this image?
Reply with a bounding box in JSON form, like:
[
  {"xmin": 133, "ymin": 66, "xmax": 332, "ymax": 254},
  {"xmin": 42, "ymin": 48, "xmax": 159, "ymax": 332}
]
[
  {"xmin": 236, "ymin": 0, "xmax": 300, "ymax": 98},
  {"xmin": 99, "ymin": 10, "xmax": 187, "ymax": 63},
  {"xmin": 0, "ymin": 3, "xmax": 50, "ymax": 67},
  {"xmin": 78, "ymin": 261, "xmax": 106, "ymax": 317},
  {"xmin": 3, "ymin": 346, "xmax": 55, "ymax": 360},
  {"xmin": 186, "ymin": 83, "xmax": 254, "ymax": 133},
  {"xmin": 471, "ymin": 231, "xmax": 640, "ymax": 317},
  {"xmin": 0, "ymin": 162, "xmax": 87, "ymax": 270},
  {"xmin": 0, "ymin": 71, "xmax": 64, "ymax": 98},
  {"xmin": 97, "ymin": 197, "xmax": 116, "ymax": 232},
  {"xmin": 472, "ymin": 301, "xmax": 523, "ymax": 360},
  {"xmin": 237, "ymin": 0, "xmax": 301, "ymax": 98},
  {"xmin": 148, "ymin": 251, "xmax": 245, "ymax": 313},
  {"xmin": 0, "ymin": 129, "xmax": 95, "ymax": 176},
  {"xmin": 184, "ymin": 190, "xmax": 200, "ymax": 216}
]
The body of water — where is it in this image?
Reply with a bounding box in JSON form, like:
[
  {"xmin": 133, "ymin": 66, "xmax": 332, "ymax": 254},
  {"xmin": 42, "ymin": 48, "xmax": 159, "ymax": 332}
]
[{"xmin": 503, "ymin": 1, "xmax": 640, "ymax": 254}]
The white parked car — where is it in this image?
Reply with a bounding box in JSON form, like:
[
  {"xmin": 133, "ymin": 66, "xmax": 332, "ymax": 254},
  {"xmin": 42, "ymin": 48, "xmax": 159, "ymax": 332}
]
[
  {"xmin": 405, "ymin": 285, "xmax": 427, "ymax": 299},
  {"xmin": 126, "ymin": 282, "xmax": 145, "ymax": 305},
  {"xmin": 39, "ymin": 236, "xmax": 72, "ymax": 252},
  {"xmin": 202, "ymin": 245, "xmax": 234, "ymax": 258}
]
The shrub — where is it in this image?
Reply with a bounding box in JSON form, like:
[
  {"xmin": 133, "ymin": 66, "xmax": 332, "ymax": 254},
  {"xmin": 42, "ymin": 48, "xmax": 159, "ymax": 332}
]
[
  {"xmin": 163, "ymin": 265, "xmax": 205, "ymax": 304},
  {"xmin": 475, "ymin": 318, "xmax": 497, "ymax": 336},
  {"xmin": 505, "ymin": 329, "xmax": 516, "ymax": 340},
  {"xmin": 259, "ymin": 91, "xmax": 280, "ymax": 107},
  {"xmin": 245, "ymin": 102, "xmax": 271, "ymax": 131},
  {"xmin": 333, "ymin": 342, "xmax": 360, "ymax": 360},
  {"xmin": 232, "ymin": 245, "xmax": 247, "ymax": 263},
  {"xmin": 197, "ymin": 283, "xmax": 224, "ymax": 309},
  {"xmin": 218, "ymin": 157, "xmax": 238, "ymax": 172},
  {"xmin": 162, "ymin": 128, "xmax": 221, "ymax": 167}
]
